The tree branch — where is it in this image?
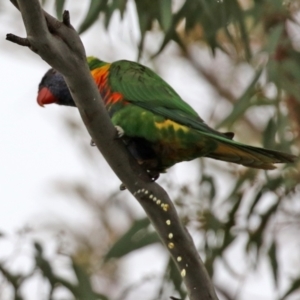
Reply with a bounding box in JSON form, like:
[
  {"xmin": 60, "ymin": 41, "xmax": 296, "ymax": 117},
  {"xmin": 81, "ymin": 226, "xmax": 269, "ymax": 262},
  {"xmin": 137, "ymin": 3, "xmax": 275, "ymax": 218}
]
[{"xmin": 7, "ymin": 1, "xmax": 218, "ymax": 299}]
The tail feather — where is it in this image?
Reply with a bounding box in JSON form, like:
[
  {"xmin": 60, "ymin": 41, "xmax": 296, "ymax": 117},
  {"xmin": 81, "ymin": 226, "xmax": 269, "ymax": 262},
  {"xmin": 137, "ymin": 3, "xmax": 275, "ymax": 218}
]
[{"xmin": 206, "ymin": 140, "xmax": 296, "ymax": 170}]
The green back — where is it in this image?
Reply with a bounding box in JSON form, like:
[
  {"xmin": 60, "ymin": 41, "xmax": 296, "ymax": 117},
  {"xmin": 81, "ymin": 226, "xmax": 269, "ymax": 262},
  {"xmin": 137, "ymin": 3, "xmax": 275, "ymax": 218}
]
[
  {"xmin": 88, "ymin": 57, "xmax": 231, "ymax": 138},
  {"xmin": 87, "ymin": 56, "xmax": 108, "ymax": 70},
  {"xmin": 109, "ymin": 60, "xmax": 200, "ymax": 117}
]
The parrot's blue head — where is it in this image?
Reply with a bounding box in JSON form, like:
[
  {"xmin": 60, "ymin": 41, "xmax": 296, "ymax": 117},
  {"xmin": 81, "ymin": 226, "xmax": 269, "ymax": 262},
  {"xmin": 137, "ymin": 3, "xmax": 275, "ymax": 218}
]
[{"xmin": 37, "ymin": 69, "xmax": 76, "ymax": 107}]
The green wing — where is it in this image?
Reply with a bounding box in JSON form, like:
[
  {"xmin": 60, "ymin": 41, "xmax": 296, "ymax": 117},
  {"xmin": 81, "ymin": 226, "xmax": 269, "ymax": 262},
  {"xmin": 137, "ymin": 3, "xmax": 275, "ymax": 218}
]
[{"xmin": 108, "ymin": 60, "xmax": 232, "ymax": 139}]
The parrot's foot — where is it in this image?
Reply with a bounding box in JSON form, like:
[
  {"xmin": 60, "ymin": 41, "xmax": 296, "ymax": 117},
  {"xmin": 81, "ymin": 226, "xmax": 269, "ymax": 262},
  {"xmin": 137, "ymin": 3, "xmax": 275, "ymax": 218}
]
[
  {"xmin": 91, "ymin": 126, "xmax": 124, "ymax": 145},
  {"xmin": 119, "ymin": 172, "xmax": 159, "ymax": 191},
  {"xmin": 115, "ymin": 126, "xmax": 125, "ymax": 139},
  {"xmin": 147, "ymin": 170, "xmax": 160, "ymax": 181},
  {"xmin": 119, "ymin": 183, "xmax": 126, "ymax": 191}
]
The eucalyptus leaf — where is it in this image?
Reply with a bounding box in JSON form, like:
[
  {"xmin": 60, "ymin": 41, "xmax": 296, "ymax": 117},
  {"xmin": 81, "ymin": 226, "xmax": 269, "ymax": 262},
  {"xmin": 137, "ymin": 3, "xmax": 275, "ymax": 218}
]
[
  {"xmin": 159, "ymin": 0, "xmax": 172, "ymax": 32},
  {"xmin": 78, "ymin": 0, "xmax": 108, "ymax": 34},
  {"xmin": 105, "ymin": 218, "xmax": 160, "ymax": 260},
  {"xmin": 55, "ymin": 0, "xmax": 65, "ymax": 20},
  {"xmin": 217, "ymin": 68, "xmax": 263, "ymax": 129},
  {"xmin": 268, "ymin": 241, "xmax": 278, "ymax": 287}
]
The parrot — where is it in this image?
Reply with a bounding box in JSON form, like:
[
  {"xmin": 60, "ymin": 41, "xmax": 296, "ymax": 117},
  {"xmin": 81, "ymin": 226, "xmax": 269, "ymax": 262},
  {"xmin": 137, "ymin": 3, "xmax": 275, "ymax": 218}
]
[{"xmin": 37, "ymin": 57, "xmax": 296, "ymax": 180}]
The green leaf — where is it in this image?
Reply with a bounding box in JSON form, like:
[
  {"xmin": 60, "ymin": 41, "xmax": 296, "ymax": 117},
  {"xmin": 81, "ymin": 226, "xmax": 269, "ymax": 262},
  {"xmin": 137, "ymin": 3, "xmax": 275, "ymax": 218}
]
[
  {"xmin": 135, "ymin": 0, "xmax": 159, "ymax": 60},
  {"xmin": 217, "ymin": 68, "xmax": 263, "ymax": 129},
  {"xmin": 158, "ymin": 0, "xmax": 172, "ymax": 32},
  {"xmin": 0, "ymin": 264, "xmax": 23, "ymax": 291},
  {"xmin": 105, "ymin": 218, "xmax": 160, "ymax": 260},
  {"xmin": 281, "ymin": 58, "xmax": 300, "ymax": 82},
  {"xmin": 104, "ymin": 0, "xmax": 128, "ymax": 28},
  {"xmin": 279, "ymin": 276, "xmax": 300, "ymax": 300},
  {"xmin": 229, "ymin": 0, "xmax": 251, "ymax": 60},
  {"xmin": 153, "ymin": 28, "xmax": 186, "ymax": 58},
  {"xmin": 280, "ymin": 76, "xmax": 300, "ymax": 102},
  {"xmin": 247, "ymin": 188, "xmax": 263, "ymax": 220},
  {"xmin": 226, "ymin": 169, "xmax": 256, "ymax": 200},
  {"xmin": 226, "ymin": 192, "xmax": 243, "ymax": 228},
  {"xmin": 168, "ymin": 258, "xmax": 186, "ymax": 299},
  {"xmin": 217, "ymin": 193, "xmax": 243, "ymax": 253},
  {"xmin": 199, "ymin": 0, "xmax": 226, "ymax": 54},
  {"xmin": 72, "ymin": 261, "xmax": 110, "ymax": 300},
  {"xmin": 268, "ymin": 241, "xmax": 278, "ymax": 287},
  {"xmin": 73, "ymin": 262, "xmax": 95, "ymax": 299},
  {"xmin": 78, "ymin": 0, "xmax": 108, "ymax": 34},
  {"xmin": 202, "ymin": 210, "xmax": 223, "ymax": 233},
  {"xmin": 263, "ymin": 118, "xmax": 277, "ymax": 149},
  {"xmin": 265, "ymin": 24, "xmax": 284, "ymax": 55},
  {"xmin": 265, "ymin": 25, "xmax": 284, "ymax": 84},
  {"xmin": 265, "ymin": 24, "xmax": 285, "ymax": 55},
  {"xmin": 204, "ymin": 247, "xmax": 222, "ymax": 277},
  {"xmin": 246, "ymin": 199, "xmax": 280, "ymax": 258},
  {"xmin": 55, "ymin": 0, "xmax": 65, "ymax": 20},
  {"xmin": 266, "ymin": 60, "xmax": 279, "ymax": 85},
  {"xmin": 200, "ymin": 175, "xmax": 216, "ymax": 202},
  {"xmin": 34, "ymin": 242, "xmax": 56, "ymax": 285},
  {"xmin": 265, "ymin": 176, "xmax": 285, "ymax": 191}
]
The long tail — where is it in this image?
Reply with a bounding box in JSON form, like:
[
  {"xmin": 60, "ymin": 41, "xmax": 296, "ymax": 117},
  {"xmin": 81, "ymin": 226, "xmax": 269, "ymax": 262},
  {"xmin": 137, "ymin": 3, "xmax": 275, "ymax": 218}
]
[{"xmin": 205, "ymin": 138, "xmax": 296, "ymax": 170}]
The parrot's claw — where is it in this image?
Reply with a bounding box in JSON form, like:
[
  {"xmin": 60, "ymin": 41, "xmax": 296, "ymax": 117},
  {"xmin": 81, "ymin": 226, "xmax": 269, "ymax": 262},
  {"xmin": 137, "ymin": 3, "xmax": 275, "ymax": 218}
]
[
  {"xmin": 115, "ymin": 126, "xmax": 125, "ymax": 139},
  {"xmin": 147, "ymin": 170, "xmax": 160, "ymax": 181},
  {"xmin": 119, "ymin": 183, "xmax": 127, "ymax": 190},
  {"xmin": 90, "ymin": 139, "xmax": 96, "ymax": 147}
]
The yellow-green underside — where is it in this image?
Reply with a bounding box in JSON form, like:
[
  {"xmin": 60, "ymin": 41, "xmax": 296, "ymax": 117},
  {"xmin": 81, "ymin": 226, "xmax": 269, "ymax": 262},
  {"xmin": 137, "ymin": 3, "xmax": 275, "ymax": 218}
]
[{"xmin": 111, "ymin": 104, "xmax": 216, "ymax": 167}]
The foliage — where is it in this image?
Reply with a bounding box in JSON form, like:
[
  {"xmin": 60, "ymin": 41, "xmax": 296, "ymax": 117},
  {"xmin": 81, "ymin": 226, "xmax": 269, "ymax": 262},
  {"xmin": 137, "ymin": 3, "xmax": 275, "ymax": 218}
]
[
  {"xmin": 0, "ymin": 238, "xmax": 109, "ymax": 300},
  {"xmin": 3, "ymin": 0, "xmax": 300, "ymax": 299}
]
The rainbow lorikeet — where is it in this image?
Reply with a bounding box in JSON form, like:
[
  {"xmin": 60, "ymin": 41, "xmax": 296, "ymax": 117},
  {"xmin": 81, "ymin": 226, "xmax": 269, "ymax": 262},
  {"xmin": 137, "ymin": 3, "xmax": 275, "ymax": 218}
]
[{"xmin": 37, "ymin": 57, "xmax": 296, "ymax": 179}]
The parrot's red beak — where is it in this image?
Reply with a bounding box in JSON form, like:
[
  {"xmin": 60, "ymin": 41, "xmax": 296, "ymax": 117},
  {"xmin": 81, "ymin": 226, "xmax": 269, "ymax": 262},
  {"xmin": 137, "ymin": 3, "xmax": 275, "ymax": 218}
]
[{"xmin": 37, "ymin": 87, "xmax": 57, "ymax": 107}]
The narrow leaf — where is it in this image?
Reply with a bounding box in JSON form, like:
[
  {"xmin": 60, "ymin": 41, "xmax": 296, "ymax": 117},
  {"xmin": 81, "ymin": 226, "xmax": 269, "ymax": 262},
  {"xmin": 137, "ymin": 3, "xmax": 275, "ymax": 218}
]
[
  {"xmin": 217, "ymin": 68, "xmax": 263, "ymax": 129},
  {"xmin": 105, "ymin": 218, "xmax": 160, "ymax": 260},
  {"xmin": 247, "ymin": 188, "xmax": 263, "ymax": 219},
  {"xmin": 159, "ymin": 0, "xmax": 172, "ymax": 32},
  {"xmin": 55, "ymin": 0, "xmax": 65, "ymax": 20},
  {"xmin": 104, "ymin": 0, "xmax": 128, "ymax": 28},
  {"xmin": 78, "ymin": 0, "xmax": 108, "ymax": 34},
  {"xmin": 268, "ymin": 241, "xmax": 278, "ymax": 287},
  {"xmin": 263, "ymin": 118, "xmax": 277, "ymax": 149},
  {"xmin": 279, "ymin": 277, "xmax": 300, "ymax": 300},
  {"xmin": 72, "ymin": 261, "xmax": 99, "ymax": 300},
  {"xmin": 168, "ymin": 258, "xmax": 186, "ymax": 299},
  {"xmin": 230, "ymin": 0, "xmax": 251, "ymax": 60}
]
